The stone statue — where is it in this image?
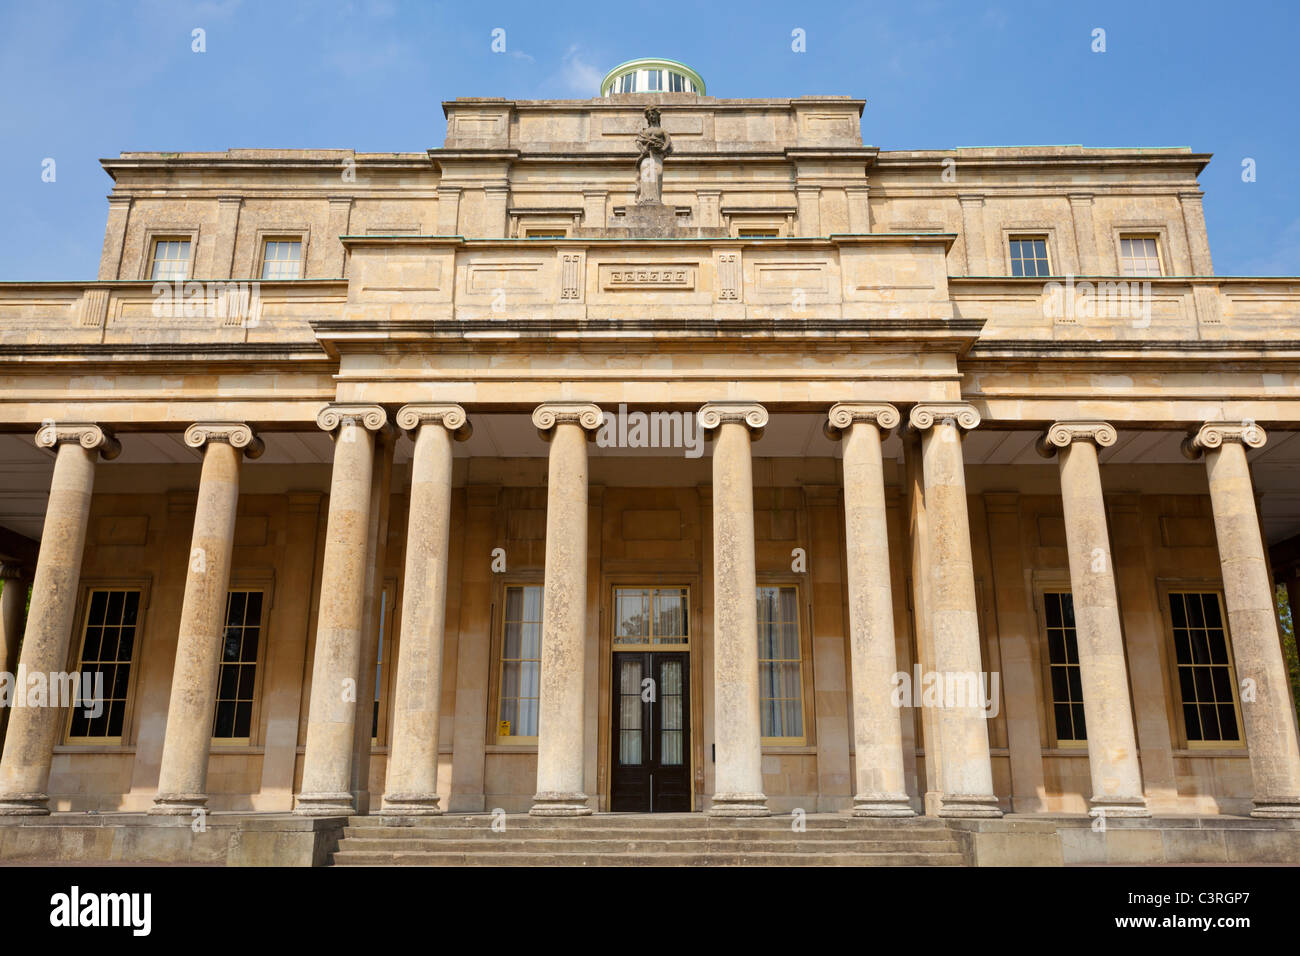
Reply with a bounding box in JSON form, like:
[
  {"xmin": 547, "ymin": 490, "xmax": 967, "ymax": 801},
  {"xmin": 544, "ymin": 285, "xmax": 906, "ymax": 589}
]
[{"xmin": 634, "ymin": 107, "xmax": 672, "ymax": 205}]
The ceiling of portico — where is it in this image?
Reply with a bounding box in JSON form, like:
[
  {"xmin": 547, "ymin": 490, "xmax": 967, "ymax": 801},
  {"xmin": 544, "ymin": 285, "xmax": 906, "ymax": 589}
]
[{"xmin": 2, "ymin": 419, "xmax": 1299, "ymax": 547}]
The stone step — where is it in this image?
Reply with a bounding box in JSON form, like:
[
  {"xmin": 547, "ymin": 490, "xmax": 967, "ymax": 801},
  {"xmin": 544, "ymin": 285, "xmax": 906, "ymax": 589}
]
[
  {"xmin": 336, "ymin": 837, "xmax": 961, "ymax": 855},
  {"xmin": 341, "ymin": 826, "xmax": 956, "ymax": 842},
  {"xmin": 344, "ymin": 815, "xmax": 944, "ymax": 831},
  {"xmin": 331, "ymin": 849, "xmax": 966, "ymax": 866}
]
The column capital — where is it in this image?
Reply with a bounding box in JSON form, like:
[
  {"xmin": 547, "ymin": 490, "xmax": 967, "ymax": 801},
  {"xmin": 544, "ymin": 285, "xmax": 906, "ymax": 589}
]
[
  {"xmin": 183, "ymin": 422, "xmax": 265, "ymax": 459},
  {"xmin": 316, "ymin": 404, "xmax": 391, "ymax": 438},
  {"xmin": 1036, "ymin": 420, "xmax": 1117, "ymax": 457},
  {"xmin": 1181, "ymin": 420, "xmax": 1267, "ymax": 459},
  {"xmin": 907, "ymin": 403, "xmax": 980, "ymax": 434},
  {"xmin": 34, "ymin": 423, "xmax": 121, "ymax": 460},
  {"xmin": 532, "ymin": 402, "xmax": 603, "ymax": 441},
  {"xmin": 698, "ymin": 402, "xmax": 768, "ymax": 437},
  {"xmin": 396, "ymin": 403, "xmax": 472, "ymax": 441},
  {"xmin": 0, "ymin": 563, "xmax": 31, "ymax": 581},
  {"xmin": 824, "ymin": 402, "xmax": 900, "ymax": 440}
]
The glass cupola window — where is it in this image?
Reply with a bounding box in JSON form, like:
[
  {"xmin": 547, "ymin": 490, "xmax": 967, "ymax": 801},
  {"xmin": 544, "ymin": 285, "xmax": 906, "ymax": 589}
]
[{"xmin": 600, "ymin": 58, "xmax": 706, "ymax": 96}]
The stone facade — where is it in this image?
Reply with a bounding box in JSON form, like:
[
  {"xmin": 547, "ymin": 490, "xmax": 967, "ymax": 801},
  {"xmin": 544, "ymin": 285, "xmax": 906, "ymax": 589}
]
[{"xmin": 1, "ymin": 82, "xmax": 1300, "ymax": 838}]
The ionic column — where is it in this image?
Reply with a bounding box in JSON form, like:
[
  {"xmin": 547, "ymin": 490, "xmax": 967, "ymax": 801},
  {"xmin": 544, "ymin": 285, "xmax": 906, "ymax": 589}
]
[
  {"xmin": 1183, "ymin": 421, "xmax": 1300, "ymax": 817},
  {"xmin": 150, "ymin": 424, "xmax": 263, "ymax": 814},
  {"xmin": 826, "ymin": 404, "xmax": 914, "ymax": 816},
  {"xmin": 530, "ymin": 402, "xmax": 602, "ymax": 816},
  {"xmin": 907, "ymin": 404, "xmax": 1002, "ymax": 817},
  {"xmin": 295, "ymin": 404, "xmax": 390, "ymax": 816},
  {"xmin": 382, "ymin": 405, "xmax": 471, "ymax": 814},
  {"xmin": 0, "ymin": 423, "xmax": 120, "ymax": 814},
  {"xmin": 699, "ymin": 401, "xmax": 770, "ymax": 817},
  {"xmin": 0, "ymin": 565, "xmax": 33, "ymax": 744},
  {"xmin": 1037, "ymin": 422, "xmax": 1149, "ymax": 817}
]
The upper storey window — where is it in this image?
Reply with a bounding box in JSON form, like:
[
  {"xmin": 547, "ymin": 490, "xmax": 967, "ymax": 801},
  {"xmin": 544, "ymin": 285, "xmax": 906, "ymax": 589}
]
[
  {"xmin": 1119, "ymin": 235, "xmax": 1163, "ymax": 277},
  {"xmin": 1008, "ymin": 236, "xmax": 1051, "ymax": 277},
  {"xmin": 150, "ymin": 239, "xmax": 191, "ymax": 281},
  {"xmin": 260, "ymin": 239, "xmax": 302, "ymax": 280}
]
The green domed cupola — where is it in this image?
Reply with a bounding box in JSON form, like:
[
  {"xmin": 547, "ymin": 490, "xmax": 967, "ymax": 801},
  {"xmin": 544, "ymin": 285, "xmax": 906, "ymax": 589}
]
[{"xmin": 600, "ymin": 58, "xmax": 706, "ymax": 96}]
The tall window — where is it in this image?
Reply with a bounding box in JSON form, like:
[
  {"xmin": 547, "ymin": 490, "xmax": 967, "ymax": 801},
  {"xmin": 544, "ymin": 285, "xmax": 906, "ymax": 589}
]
[
  {"xmin": 1170, "ymin": 591, "xmax": 1242, "ymax": 743},
  {"xmin": 212, "ymin": 590, "xmax": 262, "ymax": 742},
  {"xmin": 757, "ymin": 586, "xmax": 804, "ymax": 742},
  {"xmin": 498, "ymin": 585, "xmax": 543, "ymax": 741},
  {"xmin": 1043, "ymin": 591, "xmax": 1086, "ymax": 743},
  {"xmin": 1008, "ymin": 236, "xmax": 1051, "ymax": 277},
  {"xmin": 67, "ymin": 589, "xmax": 140, "ymax": 741},
  {"xmin": 612, "ymin": 586, "xmax": 689, "ymax": 647},
  {"xmin": 150, "ymin": 239, "xmax": 191, "ymax": 281},
  {"xmin": 260, "ymin": 239, "xmax": 302, "ymax": 279},
  {"xmin": 372, "ymin": 589, "xmax": 390, "ymax": 742},
  {"xmin": 1119, "ymin": 236, "xmax": 1162, "ymax": 277},
  {"xmin": 645, "ymin": 69, "xmax": 662, "ymax": 91}
]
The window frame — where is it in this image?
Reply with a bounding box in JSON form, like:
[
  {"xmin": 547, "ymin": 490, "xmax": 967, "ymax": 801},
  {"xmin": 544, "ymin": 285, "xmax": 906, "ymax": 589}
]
[
  {"xmin": 1006, "ymin": 234, "xmax": 1053, "ymax": 278},
  {"xmin": 370, "ymin": 578, "xmax": 399, "ymax": 747},
  {"xmin": 756, "ymin": 581, "xmax": 810, "ymax": 746},
  {"xmin": 62, "ymin": 580, "xmax": 152, "ymax": 747},
  {"xmin": 1117, "ymin": 233, "xmax": 1165, "ymax": 278},
  {"xmin": 610, "ymin": 584, "xmax": 691, "ymax": 652},
  {"xmin": 492, "ymin": 579, "xmax": 545, "ymax": 747},
  {"xmin": 142, "ymin": 232, "xmax": 198, "ymax": 282},
  {"xmin": 256, "ymin": 235, "xmax": 305, "ymax": 281},
  {"xmin": 1034, "ymin": 584, "xmax": 1089, "ymax": 749},
  {"xmin": 1159, "ymin": 585, "xmax": 1246, "ymax": 749},
  {"xmin": 209, "ymin": 587, "xmax": 272, "ymax": 748}
]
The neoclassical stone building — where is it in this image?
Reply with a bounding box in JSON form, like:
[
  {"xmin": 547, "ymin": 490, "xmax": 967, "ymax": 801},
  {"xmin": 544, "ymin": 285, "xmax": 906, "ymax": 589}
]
[{"xmin": 2, "ymin": 58, "xmax": 1300, "ymax": 862}]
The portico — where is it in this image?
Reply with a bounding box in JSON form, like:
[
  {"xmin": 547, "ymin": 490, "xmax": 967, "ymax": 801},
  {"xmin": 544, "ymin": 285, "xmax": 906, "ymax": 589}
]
[{"xmin": 3, "ymin": 62, "xmax": 1300, "ymax": 865}]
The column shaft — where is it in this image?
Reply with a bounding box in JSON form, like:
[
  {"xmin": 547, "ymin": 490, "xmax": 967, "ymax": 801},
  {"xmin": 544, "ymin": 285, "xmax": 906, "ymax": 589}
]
[
  {"xmin": 910, "ymin": 404, "xmax": 1001, "ymax": 818},
  {"xmin": 383, "ymin": 406, "xmax": 467, "ymax": 813},
  {"xmin": 1041, "ymin": 423, "xmax": 1148, "ymax": 816},
  {"xmin": 0, "ymin": 568, "xmax": 31, "ymax": 745},
  {"xmin": 829, "ymin": 404, "xmax": 913, "ymax": 816},
  {"xmin": 296, "ymin": 406, "xmax": 385, "ymax": 815},
  {"xmin": 0, "ymin": 425, "xmax": 118, "ymax": 814},
  {"xmin": 701, "ymin": 403, "xmax": 769, "ymax": 816},
  {"xmin": 530, "ymin": 403, "xmax": 600, "ymax": 815},
  {"xmin": 152, "ymin": 429, "xmax": 256, "ymax": 814},
  {"xmin": 1189, "ymin": 424, "xmax": 1300, "ymax": 817}
]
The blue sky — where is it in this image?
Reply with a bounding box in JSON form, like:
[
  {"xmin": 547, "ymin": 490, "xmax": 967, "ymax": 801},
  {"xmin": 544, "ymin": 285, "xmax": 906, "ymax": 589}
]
[{"xmin": 2, "ymin": 0, "xmax": 1298, "ymax": 279}]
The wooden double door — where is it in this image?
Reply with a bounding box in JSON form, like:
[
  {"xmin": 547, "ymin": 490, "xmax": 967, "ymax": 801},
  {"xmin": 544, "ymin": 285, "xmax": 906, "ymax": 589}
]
[{"xmin": 610, "ymin": 652, "xmax": 691, "ymax": 812}]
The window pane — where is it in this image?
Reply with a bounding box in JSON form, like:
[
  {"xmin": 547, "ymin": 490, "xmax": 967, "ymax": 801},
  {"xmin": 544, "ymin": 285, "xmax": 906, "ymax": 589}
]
[
  {"xmin": 756, "ymin": 586, "xmax": 803, "ymax": 739},
  {"xmin": 1043, "ymin": 591, "xmax": 1085, "ymax": 741},
  {"xmin": 212, "ymin": 591, "xmax": 262, "ymax": 739},
  {"xmin": 499, "ymin": 585, "xmax": 543, "ymax": 736},
  {"xmin": 69, "ymin": 590, "xmax": 140, "ymax": 739},
  {"xmin": 1170, "ymin": 592, "xmax": 1240, "ymax": 742}
]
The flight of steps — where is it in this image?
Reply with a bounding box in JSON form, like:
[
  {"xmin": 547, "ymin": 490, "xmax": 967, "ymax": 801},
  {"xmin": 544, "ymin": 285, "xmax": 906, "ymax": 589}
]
[{"xmin": 330, "ymin": 813, "xmax": 967, "ymax": 866}]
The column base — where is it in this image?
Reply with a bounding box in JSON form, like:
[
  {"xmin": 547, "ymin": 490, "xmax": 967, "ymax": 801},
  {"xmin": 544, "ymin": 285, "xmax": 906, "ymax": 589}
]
[
  {"xmin": 149, "ymin": 793, "xmax": 208, "ymax": 816},
  {"xmin": 852, "ymin": 793, "xmax": 916, "ymax": 817},
  {"xmin": 937, "ymin": 793, "xmax": 1004, "ymax": 818},
  {"xmin": 0, "ymin": 792, "xmax": 50, "ymax": 816},
  {"xmin": 293, "ymin": 791, "xmax": 356, "ymax": 816},
  {"xmin": 529, "ymin": 792, "xmax": 592, "ymax": 816},
  {"xmin": 708, "ymin": 792, "xmax": 770, "ymax": 817},
  {"xmin": 1251, "ymin": 798, "xmax": 1300, "ymax": 819},
  {"xmin": 381, "ymin": 793, "xmax": 443, "ymax": 815},
  {"xmin": 1089, "ymin": 799, "xmax": 1151, "ymax": 819}
]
